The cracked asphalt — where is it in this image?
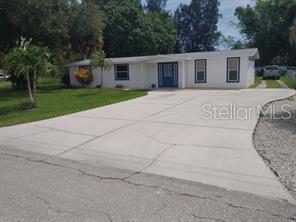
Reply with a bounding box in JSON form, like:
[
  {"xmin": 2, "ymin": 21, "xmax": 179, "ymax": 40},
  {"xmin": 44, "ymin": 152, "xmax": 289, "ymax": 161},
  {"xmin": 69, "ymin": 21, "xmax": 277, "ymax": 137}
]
[{"xmin": 1, "ymin": 146, "xmax": 295, "ymax": 222}]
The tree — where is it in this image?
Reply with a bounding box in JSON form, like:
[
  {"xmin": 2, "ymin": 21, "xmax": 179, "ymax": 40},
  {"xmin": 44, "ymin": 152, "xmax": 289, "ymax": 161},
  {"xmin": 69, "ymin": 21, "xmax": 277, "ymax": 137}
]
[
  {"xmin": 0, "ymin": 0, "xmax": 69, "ymax": 52},
  {"xmin": 235, "ymin": 0, "xmax": 296, "ymax": 65},
  {"xmin": 68, "ymin": 1, "xmax": 105, "ymax": 57},
  {"xmin": 103, "ymin": 0, "xmax": 176, "ymax": 57},
  {"xmin": 219, "ymin": 35, "xmax": 247, "ymax": 50},
  {"xmin": 289, "ymin": 17, "xmax": 296, "ymax": 47},
  {"xmin": 146, "ymin": 0, "xmax": 167, "ymax": 13},
  {"xmin": 174, "ymin": 0, "xmax": 221, "ymax": 52},
  {"xmin": 91, "ymin": 50, "xmax": 112, "ymax": 87},
  {"xmin": 4, "ymin": 39, "xmax": 48, "ymax": 107}
]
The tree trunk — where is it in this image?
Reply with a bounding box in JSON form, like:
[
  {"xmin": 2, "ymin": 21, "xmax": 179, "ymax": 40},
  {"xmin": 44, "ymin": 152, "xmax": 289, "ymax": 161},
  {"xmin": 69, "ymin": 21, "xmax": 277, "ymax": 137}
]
[
  {"xmin": 32, "ymin": 68, "xmax": 37, "ymax": 107},
  {"xmin": 26, "ymin": 73, "xmax": 34, "ymax": 104},
  {"xmin": 101, "ymin": 67, "xmax": 103, "ymax": 87}
]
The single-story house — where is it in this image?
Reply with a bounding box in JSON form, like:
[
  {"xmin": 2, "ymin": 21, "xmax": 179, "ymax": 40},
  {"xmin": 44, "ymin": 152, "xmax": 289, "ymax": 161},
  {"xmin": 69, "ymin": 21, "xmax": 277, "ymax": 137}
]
[{"xmin": 66, "ymin": 48, "xmax": 259, "ymax": 89}]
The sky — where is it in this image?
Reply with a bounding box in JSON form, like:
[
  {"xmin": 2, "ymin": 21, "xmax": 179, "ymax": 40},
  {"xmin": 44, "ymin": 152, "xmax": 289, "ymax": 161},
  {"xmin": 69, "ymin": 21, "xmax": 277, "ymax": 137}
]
[{"xmin": 142, "ymin": 0, "xmax": 255, "ymax": 41}]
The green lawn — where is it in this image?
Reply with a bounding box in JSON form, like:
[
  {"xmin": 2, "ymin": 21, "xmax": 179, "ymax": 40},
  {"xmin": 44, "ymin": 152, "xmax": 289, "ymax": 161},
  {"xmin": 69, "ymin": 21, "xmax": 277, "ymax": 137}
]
[
  {"xmin": 0, "ymin": 80, "xmax": 147, "ymax": 127},
  {"xmin": 266, "ymin": 79, "xmax": 282, "ymax": 88},
  {"xmin": 249, "ymin": 76, "xmax": 262, "ymax": 88},
  {"xmin": 281, "ymin": 75, "xmax": 296, "ymax": 89}
]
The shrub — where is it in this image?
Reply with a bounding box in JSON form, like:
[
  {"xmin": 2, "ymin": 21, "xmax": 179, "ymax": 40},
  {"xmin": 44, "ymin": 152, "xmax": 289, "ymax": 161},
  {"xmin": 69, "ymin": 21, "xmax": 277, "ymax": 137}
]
[
  {"xmin": 19, "ymin": 100, "xmax": 35, "ymax": 110},
  {"xmin": 61, "ymin": 72, "xmax": 70, "ymax": 86},
  {"xmin": 74, "ymin": 69, "xmax": 92, "ymax": 87}
]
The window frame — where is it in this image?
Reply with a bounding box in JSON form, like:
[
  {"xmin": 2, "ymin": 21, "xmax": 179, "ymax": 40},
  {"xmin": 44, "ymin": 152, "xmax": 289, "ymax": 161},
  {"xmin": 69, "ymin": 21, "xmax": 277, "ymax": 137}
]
[
  {"xmin": 226, "ymin": 57, "xmax": 240, "ymax": 83},
  {"xmin": 114, "ymin": 64, "xmax": 129, "ymax": 81},
  {"xmin": 195, "ymin": 59, "xmax": 207, "ymax": 83}
]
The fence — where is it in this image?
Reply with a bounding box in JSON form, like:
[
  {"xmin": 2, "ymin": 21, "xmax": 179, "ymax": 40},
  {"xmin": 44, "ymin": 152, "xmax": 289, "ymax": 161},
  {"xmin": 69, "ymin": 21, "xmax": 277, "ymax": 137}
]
[{"xmin": 287, "ymin": 68, "xmax": 296, "ymax": 84}]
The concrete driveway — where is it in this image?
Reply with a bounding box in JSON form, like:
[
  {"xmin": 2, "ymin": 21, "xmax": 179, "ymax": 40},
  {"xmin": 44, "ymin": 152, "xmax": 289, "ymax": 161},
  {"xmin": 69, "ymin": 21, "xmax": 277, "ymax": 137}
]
[{"xmin": 0, "ymin": 89, "xmax": 295, "ymax": 203}]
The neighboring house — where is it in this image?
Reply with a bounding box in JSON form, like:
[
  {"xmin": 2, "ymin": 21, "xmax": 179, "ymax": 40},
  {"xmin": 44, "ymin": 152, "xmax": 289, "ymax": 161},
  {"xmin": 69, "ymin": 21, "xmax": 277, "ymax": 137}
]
[{"xmin": 66, "ymin": 48, "xmax": 259, "ymax": 89}]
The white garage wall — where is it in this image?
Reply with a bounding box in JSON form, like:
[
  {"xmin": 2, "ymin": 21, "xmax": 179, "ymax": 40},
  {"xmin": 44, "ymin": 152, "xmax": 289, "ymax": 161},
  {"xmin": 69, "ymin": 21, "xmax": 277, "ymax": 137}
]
[
  {"xmin": 102, "ymin": 63, "xmax": 142, "ymax": 88},
  {"xmin": 185, "ymin": 56, "xmax": 252, "ymax": 89},
  {"xmin": 69, "ymin": 56, "xmax": 255, "ymax": 89},
  {"xmin": 247, "ymin": 60, "xmax": 255, "ymax": 87}
]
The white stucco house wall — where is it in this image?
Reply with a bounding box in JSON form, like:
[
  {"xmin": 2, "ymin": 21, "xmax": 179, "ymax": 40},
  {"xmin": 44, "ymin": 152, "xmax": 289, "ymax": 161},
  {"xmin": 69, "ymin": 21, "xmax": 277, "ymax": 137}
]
[{"xmin": 66, "ymin": 48, "xmax": 259, "ymax": 89}]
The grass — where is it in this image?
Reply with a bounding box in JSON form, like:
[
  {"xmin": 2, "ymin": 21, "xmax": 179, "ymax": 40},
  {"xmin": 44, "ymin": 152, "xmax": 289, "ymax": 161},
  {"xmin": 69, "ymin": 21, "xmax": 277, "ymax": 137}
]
[
  {"xmin": 281, "ymin": 75, "xmax": 296, "ymax": 89},
  {"xmin": 266, "ymin": 79, "xmax": 282, "ymax": 88},
  {"xmin": 249, "ymin": 76, "xmax": 262, "ymax": 88},
  {"xmin": 0, "ymin": 80, "xmax": 147, "ymax": 127}
]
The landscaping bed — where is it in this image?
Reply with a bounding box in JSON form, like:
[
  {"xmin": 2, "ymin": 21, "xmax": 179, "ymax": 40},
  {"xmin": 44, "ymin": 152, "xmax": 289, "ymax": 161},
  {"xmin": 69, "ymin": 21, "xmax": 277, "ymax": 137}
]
[
  {"xmin": 0, "ymin": 81, "xmax": 147, "ymax": 127},
  {"xmin": 253, "ymin": 95, "xmax": 296, "ymax": 199}
]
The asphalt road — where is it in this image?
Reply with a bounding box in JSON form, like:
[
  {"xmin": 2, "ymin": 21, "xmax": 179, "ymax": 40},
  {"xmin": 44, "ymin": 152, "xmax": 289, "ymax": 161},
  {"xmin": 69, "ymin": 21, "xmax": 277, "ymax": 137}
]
[
  {"xmin": 0, "ymin": 146, "xmax": 295, "ymax": 222},
  {"xmin": 1, "ymin": 89, "xmax": 295, "ymax": 202}
]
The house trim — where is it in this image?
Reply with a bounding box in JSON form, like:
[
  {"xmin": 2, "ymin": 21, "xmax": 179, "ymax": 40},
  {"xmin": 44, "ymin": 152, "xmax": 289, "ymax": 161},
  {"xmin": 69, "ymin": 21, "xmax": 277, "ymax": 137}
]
[
  {"xmin": 114, "ymin": 64, "xmax": 129, "ymax": 81},
  {"xmin": 226, "ymin": 57, "xmax": 240, "ymax": 83},
  {"xmin": 195, "ymin": 59, "xmax": 207, "ymax": 83},
  {"xmin": 158, "ymin": 62, "xmax": 178, "ymax": 88}
]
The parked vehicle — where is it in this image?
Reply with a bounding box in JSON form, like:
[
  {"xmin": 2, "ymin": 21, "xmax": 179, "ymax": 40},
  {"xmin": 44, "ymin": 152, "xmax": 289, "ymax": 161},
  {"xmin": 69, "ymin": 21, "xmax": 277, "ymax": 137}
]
[
  {"xmin": 263, "ymin": 65, "xmax": 280, "ymax": 79},
  {"xmin": 0, "ymin": 74, "xmax": 9, "ymax": 81}
]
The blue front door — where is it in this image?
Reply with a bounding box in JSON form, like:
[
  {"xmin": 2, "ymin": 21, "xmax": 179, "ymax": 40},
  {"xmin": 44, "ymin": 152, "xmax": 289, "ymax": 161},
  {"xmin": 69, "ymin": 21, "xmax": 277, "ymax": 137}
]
[{"xmin": 158, "ymin": 62, "xmax": 178, "ymax": 88}]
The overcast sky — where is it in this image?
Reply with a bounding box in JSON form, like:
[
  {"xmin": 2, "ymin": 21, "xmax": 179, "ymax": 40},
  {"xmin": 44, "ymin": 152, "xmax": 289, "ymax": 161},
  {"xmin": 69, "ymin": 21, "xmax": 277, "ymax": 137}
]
[{"xmin": 142, "ymin": 0, "xmax": 255, "ymax": 41}]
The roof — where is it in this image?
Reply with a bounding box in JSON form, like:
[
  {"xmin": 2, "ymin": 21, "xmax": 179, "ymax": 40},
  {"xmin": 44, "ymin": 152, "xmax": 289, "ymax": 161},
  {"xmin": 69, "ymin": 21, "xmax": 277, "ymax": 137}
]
[{"xmin": 65, "ymin": 48, "xmax": 259, "ymax": 67}]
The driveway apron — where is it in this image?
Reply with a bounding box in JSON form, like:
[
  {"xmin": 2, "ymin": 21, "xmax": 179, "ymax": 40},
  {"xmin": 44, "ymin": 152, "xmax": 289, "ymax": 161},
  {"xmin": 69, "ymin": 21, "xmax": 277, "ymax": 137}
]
[{"xmin": 0, "ymin": 89, "xmax": 295, "ymax": 203}]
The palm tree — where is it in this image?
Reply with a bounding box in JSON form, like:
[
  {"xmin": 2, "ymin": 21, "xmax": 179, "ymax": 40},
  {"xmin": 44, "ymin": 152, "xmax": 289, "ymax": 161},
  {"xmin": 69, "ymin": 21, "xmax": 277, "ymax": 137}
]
[
  {"xmin": 5, "ymin": 39, "xmax": 48, "ymax": 107},
  {"xmin": 91, "ymin": 50, "xmax": 112, "ymax": 87}
]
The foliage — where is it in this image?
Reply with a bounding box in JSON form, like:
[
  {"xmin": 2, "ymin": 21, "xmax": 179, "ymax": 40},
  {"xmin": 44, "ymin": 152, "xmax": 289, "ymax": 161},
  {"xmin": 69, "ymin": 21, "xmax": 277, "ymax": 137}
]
[
  {"xmin": 0, "ymin": 0, "xmax": 105, "ymax": 59},
  {"xmin": 0, "ymin": 0, "xmax": 69, "ymax": 52},
  {"xmin": 4, "ymin": 39, "xmax": 48, "ymax": 106},
  {"xmin": 103, "ymin": 0, "xmax": 176, "ymax": 57},
  {"xmin": 282, "ymin": 75, "xmax": 296, "ymax": 89},
  {"xmin": 145, "ymin": 0, "xmax": 167, "ymax": 13},
  {"xmin": 61, "ymin": 72, "xmax": 71, "ymax": 86},
  {"xmin": 74, "ymin": 69, "xmax": 93, "ymax": 86},
  {"xmin": 290, "ymin": 17, "xmax": 296, "ymax": 47},
  {"xmin": 235, "ymin": 0, "xmax": 296, "ymax": 65},
  {"xmin": 271, "ymin": 56, "xmax": 288, "ymax": 65},
  {"xmin": 91, "ymin": 50, "xmax": 111, "ymax": 70},
  {"xmin": 91, "ymin": 50, "xmax": 112, "ymax": 87},
  {"xmin": 0, "ymin": 80, "xmax": 147, "ymax": 127},
  {"xmin": 174, "ymin": 0, "xmax": 221, "ymax": 52},
  {"xmin": 68, "ymin": 1, "xmax": 105, "ymax": 56},
  {"xmin": 219, "ymin": 35, "xmax": 247, "ymax": 50}
]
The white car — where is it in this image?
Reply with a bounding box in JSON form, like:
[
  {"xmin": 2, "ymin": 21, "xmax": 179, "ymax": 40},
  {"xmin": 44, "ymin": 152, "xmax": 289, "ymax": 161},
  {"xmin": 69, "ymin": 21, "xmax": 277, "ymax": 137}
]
[
  {"xmin": 263, "ymin": 65, "xmax": 280, "ymax": 79},
  {"xmin": 0, "ymin": 73, "xmax": 9, "ymax": 81}
]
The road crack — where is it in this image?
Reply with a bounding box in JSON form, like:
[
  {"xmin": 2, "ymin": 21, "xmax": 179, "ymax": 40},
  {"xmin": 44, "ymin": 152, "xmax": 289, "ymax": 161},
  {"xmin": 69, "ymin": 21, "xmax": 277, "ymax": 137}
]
[
  {"xmin": 36, "ymin": 196, "xmax": 78, "ymax": 215},
  {"xmin": 1, "ymin": 151, "xmax": 295, "ymax": 221}
]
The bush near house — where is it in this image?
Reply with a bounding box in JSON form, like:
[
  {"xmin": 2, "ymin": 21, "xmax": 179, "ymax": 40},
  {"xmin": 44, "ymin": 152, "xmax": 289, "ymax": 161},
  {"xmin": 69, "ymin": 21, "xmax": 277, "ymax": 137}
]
[
  {"xmin": 74, "ymin": 69, "xmax": 93, "ymax": 86},
  {"xmin": 282, "ymin": 75, "xmax": 296, "ymax": 89}
]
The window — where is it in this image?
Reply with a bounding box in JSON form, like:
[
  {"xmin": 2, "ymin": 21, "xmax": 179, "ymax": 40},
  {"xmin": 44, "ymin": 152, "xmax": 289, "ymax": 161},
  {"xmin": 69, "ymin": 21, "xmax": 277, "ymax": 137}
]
[
  {"xmin": 195, "ymin": 59, "xmax": 206, "ymax": 83},
  {"xmin": 115, "ymin": 64, "xmax": 129, "ymax": 80},
  {"xmin": 227, "ymin": 57, "xmax": 240, "ymax": 82}
]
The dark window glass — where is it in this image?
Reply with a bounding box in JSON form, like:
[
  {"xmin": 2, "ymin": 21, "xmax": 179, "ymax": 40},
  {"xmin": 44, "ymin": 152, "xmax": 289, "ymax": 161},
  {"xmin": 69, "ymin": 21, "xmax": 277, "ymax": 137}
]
[
  {"xmin": 116, "ymin": 72, "xmax": 128, "ymax": 79},
  {"xmin": 265, "ymin": 66, "xmax": 279, "ymax": 70},
  {"xmin": 115, "ymin": 64, "xmax": 129, "ymax": 80},
  {"xmin": 229, "ymin": 70, "xmax": 238, "ymax": 81},
  {"xmin": 116, "ymin": 65, "xmax": 128, "ymax": 72},
  {"xmin": 227, "ymin": 58, "xmax": 239, "ymax": 82},
  {"xmin": 196, "ymin": 71, "xmax": 205, "ymax": 81},
  {"xmin": 195, "ymin": 60, "xmax": 206, "ymax": 82}
]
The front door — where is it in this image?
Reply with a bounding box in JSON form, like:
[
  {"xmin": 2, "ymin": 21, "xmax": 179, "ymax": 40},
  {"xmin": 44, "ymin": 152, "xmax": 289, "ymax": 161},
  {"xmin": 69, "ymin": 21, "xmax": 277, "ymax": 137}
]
[{"xmin": 158, "ymin": 62, "xmax": 178, "ymax": 88}]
